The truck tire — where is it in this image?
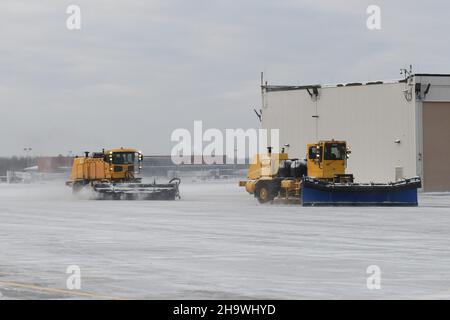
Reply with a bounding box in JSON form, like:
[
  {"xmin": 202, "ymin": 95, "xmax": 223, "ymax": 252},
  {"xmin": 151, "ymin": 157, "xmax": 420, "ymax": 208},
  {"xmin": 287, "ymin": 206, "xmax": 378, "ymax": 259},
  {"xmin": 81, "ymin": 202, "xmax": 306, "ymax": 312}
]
[{"xmin": 255, "ymin": 181, "xmax": 276, "ymax": 203}]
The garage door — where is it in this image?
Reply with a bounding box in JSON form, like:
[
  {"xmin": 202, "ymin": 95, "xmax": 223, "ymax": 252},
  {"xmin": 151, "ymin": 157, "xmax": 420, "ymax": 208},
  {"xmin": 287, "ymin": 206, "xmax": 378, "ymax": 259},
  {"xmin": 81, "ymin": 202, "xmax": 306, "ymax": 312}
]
[{"xmin": 423, "ymin": 102, "xmax": 450, "ymax": 192}]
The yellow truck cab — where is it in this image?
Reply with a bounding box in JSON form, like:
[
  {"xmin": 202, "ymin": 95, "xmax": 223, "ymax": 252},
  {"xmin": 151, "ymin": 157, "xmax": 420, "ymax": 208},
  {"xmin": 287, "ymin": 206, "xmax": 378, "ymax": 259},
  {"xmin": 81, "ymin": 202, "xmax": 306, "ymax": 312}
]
[
  {"xmin": 69, "ymin": 148, "xmax": 143, "ymax": 186},
  {"xmin": 306, "ymin": 140, "xmax": 351, "ymax": 181}
]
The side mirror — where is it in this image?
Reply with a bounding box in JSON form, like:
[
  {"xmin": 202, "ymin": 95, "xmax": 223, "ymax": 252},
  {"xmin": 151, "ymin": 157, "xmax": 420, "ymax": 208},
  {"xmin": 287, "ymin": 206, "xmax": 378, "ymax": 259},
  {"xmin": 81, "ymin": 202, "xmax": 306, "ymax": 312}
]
[
  {"xmin": 315, "ymin": 147, "xmax": 322, "ymax": 162},
  {"xmin": 315, "ymin": 153, "xmax": 322, "ymax": 163}
]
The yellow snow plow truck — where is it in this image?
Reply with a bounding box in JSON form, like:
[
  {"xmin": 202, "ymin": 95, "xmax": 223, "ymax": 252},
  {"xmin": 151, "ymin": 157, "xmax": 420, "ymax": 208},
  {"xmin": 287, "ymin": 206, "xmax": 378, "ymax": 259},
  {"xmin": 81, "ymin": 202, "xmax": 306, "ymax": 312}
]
[
  {"xmin": 66, "ymin": 148, "xmax": 180, "ymax": 200},
  {"xmin": 239, "ymin": 140, "xmax": 421, "ymax": 206}
]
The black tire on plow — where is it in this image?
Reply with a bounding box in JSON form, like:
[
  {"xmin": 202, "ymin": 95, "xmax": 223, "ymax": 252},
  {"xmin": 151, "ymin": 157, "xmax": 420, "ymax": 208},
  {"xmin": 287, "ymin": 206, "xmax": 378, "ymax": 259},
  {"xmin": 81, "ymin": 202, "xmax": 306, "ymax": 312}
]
[{"xmin": 255, "ymin": 181, "xmax": 279, "ymax": 204}]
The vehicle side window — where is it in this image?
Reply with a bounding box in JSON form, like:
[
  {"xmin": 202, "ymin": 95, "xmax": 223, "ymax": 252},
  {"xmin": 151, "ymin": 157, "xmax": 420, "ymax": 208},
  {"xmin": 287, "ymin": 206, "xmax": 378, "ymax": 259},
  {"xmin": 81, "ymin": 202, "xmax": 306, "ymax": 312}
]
[{"xmin": 309, "ymin": 147, "xmax": 318, "ymax": 159}]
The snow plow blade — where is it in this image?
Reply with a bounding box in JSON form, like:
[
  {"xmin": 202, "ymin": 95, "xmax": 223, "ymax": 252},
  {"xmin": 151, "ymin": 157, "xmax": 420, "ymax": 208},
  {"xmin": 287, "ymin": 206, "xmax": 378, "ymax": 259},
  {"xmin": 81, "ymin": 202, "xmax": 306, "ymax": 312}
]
[
  {"xmin": 93, "ymin": 178, "xmax": 181, "ymax": 200},
  {"xmin": 301, "ymin": 177, "xmax": 421, "ymax": 207}
]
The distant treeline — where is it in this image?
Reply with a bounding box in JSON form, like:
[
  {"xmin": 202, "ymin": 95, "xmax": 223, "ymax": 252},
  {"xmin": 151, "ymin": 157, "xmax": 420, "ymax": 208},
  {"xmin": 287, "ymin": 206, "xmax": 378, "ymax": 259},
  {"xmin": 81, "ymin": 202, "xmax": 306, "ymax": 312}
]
[{"xmin": 0, "ymin": 157, "xmax": 37, "ymax": 176}]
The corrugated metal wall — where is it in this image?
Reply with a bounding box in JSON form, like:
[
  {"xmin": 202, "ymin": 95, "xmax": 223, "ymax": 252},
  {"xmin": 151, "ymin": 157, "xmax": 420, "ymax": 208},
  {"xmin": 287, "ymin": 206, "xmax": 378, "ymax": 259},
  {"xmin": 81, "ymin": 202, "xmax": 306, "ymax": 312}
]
[{"xmin": 261, "ymin": 83, "xmax": 417, "ymax": 183}]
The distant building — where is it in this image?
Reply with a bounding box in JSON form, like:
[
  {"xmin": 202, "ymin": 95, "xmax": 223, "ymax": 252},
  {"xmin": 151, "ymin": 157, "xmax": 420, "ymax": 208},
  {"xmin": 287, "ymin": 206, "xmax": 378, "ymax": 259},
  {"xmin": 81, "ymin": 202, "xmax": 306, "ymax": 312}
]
[
  {"xmin": 261, "ymin": 74, "xmax": 450, "ymax": 192},
  {"xmin": 34, "ymin": 154, "xmax": 246, "ymax": 178},
  {"xmin": 142, "ymin": 156, "xmax": 247, "ymax": 178},
  {"xmin": 37, "ymin": 156, "xmax": 73, "ymax": 173}
]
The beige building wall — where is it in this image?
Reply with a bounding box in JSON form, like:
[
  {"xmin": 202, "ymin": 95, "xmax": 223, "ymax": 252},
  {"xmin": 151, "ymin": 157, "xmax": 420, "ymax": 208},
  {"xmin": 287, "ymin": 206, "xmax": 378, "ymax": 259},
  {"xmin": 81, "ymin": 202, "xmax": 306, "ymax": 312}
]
[
  {"xmin": 415, "ymin": 75, "xmax": 450, "ymax": 191},
  {"xmin": 422, "ymin": 102, "xmax": 450, "ymax": 191}
]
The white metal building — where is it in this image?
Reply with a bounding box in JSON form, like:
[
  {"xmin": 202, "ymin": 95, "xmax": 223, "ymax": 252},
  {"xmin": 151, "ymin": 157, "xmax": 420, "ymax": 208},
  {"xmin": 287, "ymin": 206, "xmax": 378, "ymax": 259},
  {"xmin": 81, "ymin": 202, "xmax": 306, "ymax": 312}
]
[{"xmin": 261, "ymin": 74, "xmax": 450, "ymax": 192}]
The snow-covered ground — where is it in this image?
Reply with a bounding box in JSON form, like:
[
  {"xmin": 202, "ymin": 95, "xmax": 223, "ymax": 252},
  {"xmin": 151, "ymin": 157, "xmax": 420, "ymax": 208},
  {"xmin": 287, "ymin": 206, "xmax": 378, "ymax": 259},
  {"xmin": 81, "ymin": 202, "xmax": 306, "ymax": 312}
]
[{"xmin": 0, "ymin": 180, "xmax": 450, "ymax": 299}]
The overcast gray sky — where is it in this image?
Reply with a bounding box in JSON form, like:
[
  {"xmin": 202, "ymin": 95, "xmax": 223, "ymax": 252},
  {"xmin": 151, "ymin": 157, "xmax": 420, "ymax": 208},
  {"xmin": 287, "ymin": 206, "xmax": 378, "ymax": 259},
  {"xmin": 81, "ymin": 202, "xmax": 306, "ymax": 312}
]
[{"xmin": 0, "ymin": 0, "xmax": 448, "ymax": 156}]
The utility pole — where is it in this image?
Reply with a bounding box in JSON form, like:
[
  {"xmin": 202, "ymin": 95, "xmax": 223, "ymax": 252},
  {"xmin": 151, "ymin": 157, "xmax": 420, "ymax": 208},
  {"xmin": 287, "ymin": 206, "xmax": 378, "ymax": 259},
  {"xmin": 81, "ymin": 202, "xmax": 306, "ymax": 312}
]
[{"xmin": 23, "ymin": 147, "xmax": 32, "ymax": 168}]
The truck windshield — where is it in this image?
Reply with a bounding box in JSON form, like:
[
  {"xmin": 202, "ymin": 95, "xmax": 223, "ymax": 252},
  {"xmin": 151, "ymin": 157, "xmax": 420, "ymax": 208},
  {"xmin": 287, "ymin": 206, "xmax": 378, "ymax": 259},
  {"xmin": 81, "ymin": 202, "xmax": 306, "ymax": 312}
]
[
  {"xmin": 324, "ymin": 143, "xmax": 346, "ymax": 160},
  {"xmin": 112, "ymin": 152, "xmax": 135, "ymax": 164}
]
